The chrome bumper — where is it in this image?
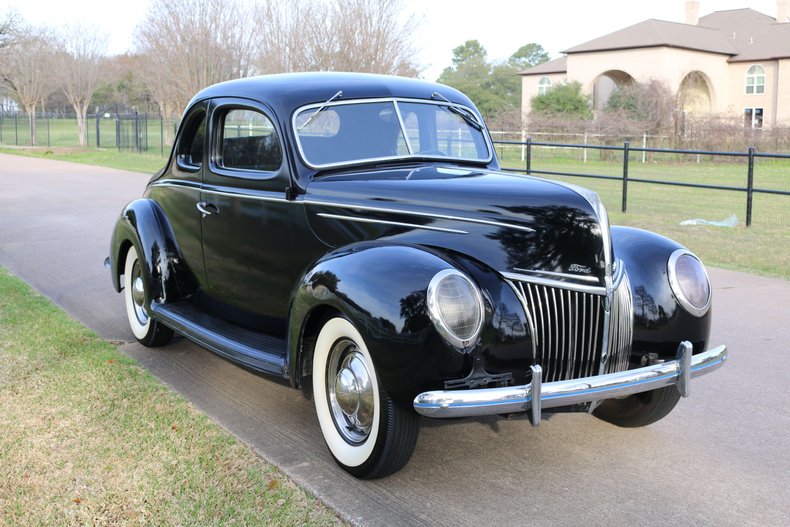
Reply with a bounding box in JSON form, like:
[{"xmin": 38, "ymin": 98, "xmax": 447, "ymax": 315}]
[{"xmin": 413, "ymin": 342, "xmax": 727, "ymax": 424}]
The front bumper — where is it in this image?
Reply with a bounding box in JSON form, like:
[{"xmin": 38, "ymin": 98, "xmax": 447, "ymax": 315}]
[{"xmin": 413, "ymin": 342, "xmax": 727, "ymax": 424}]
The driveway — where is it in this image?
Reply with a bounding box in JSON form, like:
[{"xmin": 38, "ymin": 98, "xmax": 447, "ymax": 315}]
[{"xmin": 1, "ymin": 153, "xmax": 788, "ymax": 526}]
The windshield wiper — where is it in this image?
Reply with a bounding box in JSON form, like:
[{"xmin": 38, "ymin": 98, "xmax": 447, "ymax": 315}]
[
  {"xmin": 298, "ymin": 90, "xmax": 343, "ymax": 131},
  {"xmin": 431, "ymin": 91, "xmax": 483, "ymax": 131}
]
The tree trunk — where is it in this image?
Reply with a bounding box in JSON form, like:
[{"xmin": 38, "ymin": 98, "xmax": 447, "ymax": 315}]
[
  {"xmin": 24, "ymin": 103, "xmax": 37, "ymax": 146},
  {"xmin": 71, "ymin": 101, "xmax": 88, "ymax": 147}
]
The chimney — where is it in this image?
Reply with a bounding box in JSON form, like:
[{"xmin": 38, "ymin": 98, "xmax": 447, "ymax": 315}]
[
  {"xmin": 779, "ymin": 0, "xmax": 789, "ymax": 23},
  {"xmin": 685, "ymin": 1, "xmax": 700, "ymax": 25}
]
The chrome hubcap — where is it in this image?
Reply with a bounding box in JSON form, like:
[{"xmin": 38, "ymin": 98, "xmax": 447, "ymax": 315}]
[
  {"xmin": 130, "ymin": 261, "xmax": 148, "ymax": 325},
  {"xmin": 132, "ymin": 277, "xmax": 145, "ymax": 307},
  {"xmin": 327, "ymin": 340, "xmax": 375, "ymax": 444}
]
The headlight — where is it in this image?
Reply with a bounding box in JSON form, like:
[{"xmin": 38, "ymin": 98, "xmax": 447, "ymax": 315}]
[
  {"xmin": 426, "ymin": 269, "xmax": 484, "ymax": 349},
  {"xmin": 668, "ymin": 250, "xmax": 711, "ymax": 317}
]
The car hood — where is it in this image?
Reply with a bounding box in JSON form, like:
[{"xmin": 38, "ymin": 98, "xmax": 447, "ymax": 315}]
[{"xmin": 303, "ymin": 165, "xmax": 611, "ymax": 285}]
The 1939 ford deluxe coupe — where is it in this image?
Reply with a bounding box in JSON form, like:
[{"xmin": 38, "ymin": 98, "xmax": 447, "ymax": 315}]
[{"xmin": 108, "ymin": 72, "xmax": 727, "ymax": 479}]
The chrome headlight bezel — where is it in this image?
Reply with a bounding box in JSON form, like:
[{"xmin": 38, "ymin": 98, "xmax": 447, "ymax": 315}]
[
  {"xmin": 426, "ymin": 269, "xmax": 484, "ymax": 349},
  {"xmin": 667, "ymin": 249, "xmax": 712, "ymax": 317}
]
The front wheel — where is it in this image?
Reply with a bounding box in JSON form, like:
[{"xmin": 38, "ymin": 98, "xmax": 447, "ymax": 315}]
[
  {"xmin": 312, "ymin": 317, "xmax": 419, "ymax": 479},
  {"xmin": 593, "ymin": 385, "xmax": 681, "ymax": 428},
  {"xmin": 123, "ymin": 245, "xmax": 173, "ymax": 347}
]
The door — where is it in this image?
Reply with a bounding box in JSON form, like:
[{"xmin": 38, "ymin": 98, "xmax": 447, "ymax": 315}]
[{"xmin": 199, "ymin": 100, "xmax": 295, "ymax": 335}]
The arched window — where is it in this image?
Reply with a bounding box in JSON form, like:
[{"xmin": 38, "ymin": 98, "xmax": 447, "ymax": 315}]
[
  {"xmin": 537, "ymin": 77, "xmax": 552, "ymax": 95},
  {"xmin": 745, "ymin": 65, "xmax": 765, "ymax": 94}
]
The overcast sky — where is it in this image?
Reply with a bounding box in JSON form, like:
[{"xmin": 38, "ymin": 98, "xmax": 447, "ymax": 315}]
[{"xmin": 4, "ymin": 0, "xmax": 782, "ymax": 79}]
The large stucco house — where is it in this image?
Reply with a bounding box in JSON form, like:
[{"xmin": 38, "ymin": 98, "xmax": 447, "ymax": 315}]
[{"xmin": 521, "ymin": 1, "xmax": 790, "ymax": 128}]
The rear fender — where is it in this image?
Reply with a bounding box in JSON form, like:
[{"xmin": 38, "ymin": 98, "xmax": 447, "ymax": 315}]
[{"xmin": 109, "ymin": 199, "xmax": 195, "ymax": 303}]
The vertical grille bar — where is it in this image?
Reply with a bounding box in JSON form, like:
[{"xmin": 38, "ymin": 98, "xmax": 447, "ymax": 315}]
[{"xmin": 511, "ymin": 273, "xmax": 633, "ymax": 383}]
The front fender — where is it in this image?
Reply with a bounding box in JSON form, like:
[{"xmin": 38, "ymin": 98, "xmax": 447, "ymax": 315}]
[
  {"xmin": 109, "ymin": 199, "xmax": 194, "ymax": 303},
  {"xmin": 612, "ymin": 226, "xmax": 712, "ymax": 358},
  {"xmin": 289, "ymin": 243, "xmax": 472, "ymax": 402}
]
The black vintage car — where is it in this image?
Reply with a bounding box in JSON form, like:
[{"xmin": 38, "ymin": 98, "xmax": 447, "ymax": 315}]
[{"xmin": 108, "ymin": 72, "xmax": 726, "ymax": 479}]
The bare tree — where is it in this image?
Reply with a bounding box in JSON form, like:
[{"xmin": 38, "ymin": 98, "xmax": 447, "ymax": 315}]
[
  {"xmin": 58, "ymin": 24, "xmax": 107, "ymax": 146},
  {"xmin": 0, "ymin": 24, "xmax": 57, "ymax": 145},
  {"xmin": 253, "ymin": 0, "xmax": 421, "ymax": 75},
  {"xmin": 135, "ymin": 0, "xmax": 259, "ymax": 114}
]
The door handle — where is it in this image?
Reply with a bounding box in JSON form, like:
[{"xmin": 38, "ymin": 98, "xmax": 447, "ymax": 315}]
[{"xmin": 196, "ymin": 201, "xmax": 219, "ymax": 217}]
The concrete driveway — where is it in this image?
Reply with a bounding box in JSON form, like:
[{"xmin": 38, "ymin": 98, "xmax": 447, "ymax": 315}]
[{"xmin": 1, "ymin": 153, "xmax": 788, "ymax": 526}]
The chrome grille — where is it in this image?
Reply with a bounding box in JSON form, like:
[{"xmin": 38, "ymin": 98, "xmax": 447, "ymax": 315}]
[{"xmin": 511, "ymin": 274, "xmax": 634, "ymax": 383}]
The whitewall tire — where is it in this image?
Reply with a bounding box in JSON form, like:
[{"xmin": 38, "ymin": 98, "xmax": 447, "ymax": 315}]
[
  {"xmin": 312, "ymin": 317, "xmax": 419, "ymax": 478},
  {"xmin": 123, "ymin": 245, "xmax": 173, "ymax": 347}
]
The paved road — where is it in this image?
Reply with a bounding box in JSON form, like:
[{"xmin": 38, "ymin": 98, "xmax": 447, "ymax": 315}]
[{"xmin": 1, "ymin": 153, "xmax": 788, "ymax": 526}]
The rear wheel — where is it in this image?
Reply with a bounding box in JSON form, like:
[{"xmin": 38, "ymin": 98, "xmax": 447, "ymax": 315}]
[
  {"xmin": 123, "ymin": 245, "xmax": 173, "ymax": 347},
  {"xmin": 593, "ymin": 386, "xmax": 681, "ymax": 428},
  {"xmin": 312, "ymin": 317, "xmax": 419, "ymax": 479}
]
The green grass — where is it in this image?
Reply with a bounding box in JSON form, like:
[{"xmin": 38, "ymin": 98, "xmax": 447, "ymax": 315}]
[
  {"xmin": 0, "ymin": 146, "xmax": 168, "ymax": 175},
  {"xmin": 0, "ymin": 268, "xmax": 344, "ymax": 526}
]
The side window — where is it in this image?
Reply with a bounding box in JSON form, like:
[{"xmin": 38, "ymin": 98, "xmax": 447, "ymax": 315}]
[
  {"xmin": 219, "ymin": 109, "xmax": 282, "ymax": 172},
  {"xmin": 177, "ymin": 109, "xmax": 206, "ymax": 168},
  {"xmin": 745, "ymin": 65, "xmax": 765, "ymax": 95},
  {"xmin": 538, "ymin": 77, "xmax": 552, "ymax": 95}
]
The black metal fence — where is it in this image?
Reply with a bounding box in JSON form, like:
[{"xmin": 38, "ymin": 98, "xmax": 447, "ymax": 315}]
[
  {"xmin": 493, "ymin": 138, "xmax": 790, "ymax": 228},
  {"xmin": 0, "ymin": 112, "xmax": 178, "ymax": 155}
]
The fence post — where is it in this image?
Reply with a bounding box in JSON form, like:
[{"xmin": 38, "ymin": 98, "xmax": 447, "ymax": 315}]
[
  {"xmin": 622, "ymin": 140, "xmax": 630, "ymax": 213},
  {"xmin": 160, "ymin": 116, "xmax": 164, "ymax": 157},
  {"xmin": 46, "ymin": 115, "xmax": 50, "ymax": 148},
  {"xmin": 746, "ymin": 146, "xmax": 754, "ymax": 227},
  {"xmin": 583, "ymin": 132, "xmax": 588, "ymax": 163},
  {"xmin": 96, "ymin": 113, "xmax": 101, "ymax": 148},
  {"xmin": 526, "ymin": 137, "xmax": 532, "ymax": 174},
  {"xmin": 14, "ymin": 112, "xmax": 18, "ymax": 146},
  {"xmin": 642, "ymin": 132, "xmax": 647, "ymax": 163},
  {"xmin": 115, "ymin": 112, "xmax": 121, "ymax": 152}
]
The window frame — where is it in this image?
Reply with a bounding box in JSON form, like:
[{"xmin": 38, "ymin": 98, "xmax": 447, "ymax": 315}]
[
  {"xmin": 537, "ymin": 77, "xmax": 552, "ymax": 96},
  {"xmin": 743, "ymin": 107, "xmax": 764, "ymax": 129},
  {"xmin": 208, "ymin": 99, "xmax": 285, "ymax": 181},
  {"xmin": 292, "ymin": 97, "xmax": 493, "ymax": 170},
  {"xmin": 174, "ymin": 105, "xmax": 208, "ymax": 173},
  {"xmin": 745, "ymin": 65, "xmax": 766, "ymax": 95}
]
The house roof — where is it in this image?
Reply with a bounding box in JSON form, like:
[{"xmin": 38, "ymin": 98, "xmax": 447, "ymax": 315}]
[
  {"xmin": 520, "ymin": 56, "xmax": 567, "ymax": 76},
  {"xmin": 559, "ymin": 8, "xmax": 790, "ymax": 62},
  {"xmin": 699, "ymin": 8, "xmax": 790, "ymax": 62}
]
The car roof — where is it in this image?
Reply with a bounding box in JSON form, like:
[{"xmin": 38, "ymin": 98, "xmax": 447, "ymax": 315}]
[{"xmin": 187, "ymin": 72, "xmax": 478, "ymax": 118}]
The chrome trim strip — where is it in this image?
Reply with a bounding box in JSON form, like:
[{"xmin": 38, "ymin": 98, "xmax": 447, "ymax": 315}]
[
  {"xmin": 304, "ymin": 199, "xmax": 536, "ymax": 233},
  {"xmin": 413, "ymin": 343, "xmax": 727, "ymax": 419},
  {"xmin": 150, "ymin": 181, "xmax": 291, "ymax": 204},
  {"xmin": 201, "ymin": 187, "xmax": 290, "ymax": 203},
  {"xmin": 512, "ymin": 267, "xmax": 601, "ymax": 284},
  {"xmin": 151, "ymin": 179, "xmax": 201, "ymax": 190},
  {"xmin": 502, "ymin": 271, "xmax": 606, "ymax": 296},
  {"xmin": 316, "ymin": 212, "xmax": 468, "ymax": 234}
]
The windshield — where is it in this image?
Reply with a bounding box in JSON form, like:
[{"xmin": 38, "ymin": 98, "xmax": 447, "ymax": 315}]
[{"xmin": 293, "ymin": 98, "xmax": 491, "ymax": 169}]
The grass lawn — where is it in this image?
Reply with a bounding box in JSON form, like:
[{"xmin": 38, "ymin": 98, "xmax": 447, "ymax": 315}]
[
  {"xmin": 0, "ymin": 268, "xmax": 343, "ymax": 526},
  {"xmin": 0, "ymin": 146, "xmax": 168, "ymax": 175}
]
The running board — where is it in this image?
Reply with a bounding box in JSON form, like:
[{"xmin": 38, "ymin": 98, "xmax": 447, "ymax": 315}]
[{"xmin": 151, "ymin": 301, "xmax": 288, "ymax": 378}]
